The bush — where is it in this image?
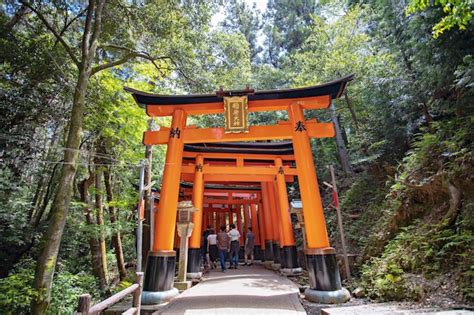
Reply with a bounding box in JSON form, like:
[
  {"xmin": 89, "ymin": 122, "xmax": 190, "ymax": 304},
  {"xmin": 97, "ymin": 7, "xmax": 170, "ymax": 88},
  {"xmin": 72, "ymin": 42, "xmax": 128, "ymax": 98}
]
[{"xmin": 0, "ymin": 259, "xmax": 100, "ymax": 314}]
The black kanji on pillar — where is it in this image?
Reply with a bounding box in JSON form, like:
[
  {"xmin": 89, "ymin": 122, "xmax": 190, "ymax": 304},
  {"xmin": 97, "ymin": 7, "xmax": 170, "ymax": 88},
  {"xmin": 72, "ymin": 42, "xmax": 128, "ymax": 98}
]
[
  {"xmin": 169, "ymin": 127, "xmax": 181, "ymax": 138},
  {"xmin": 195, "ymin": 164, "xmax": 203, "ymax": 172},
  {"xmin": 295, "ymin": 121, "xmax": 306, "ymax": 132}
]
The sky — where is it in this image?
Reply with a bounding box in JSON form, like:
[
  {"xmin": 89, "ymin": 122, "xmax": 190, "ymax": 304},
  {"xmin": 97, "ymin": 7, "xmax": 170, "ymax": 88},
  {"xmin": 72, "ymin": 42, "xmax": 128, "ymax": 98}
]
[{"xmin": 210, "ymin": 0, "xmax": 268, "ymax": 27}]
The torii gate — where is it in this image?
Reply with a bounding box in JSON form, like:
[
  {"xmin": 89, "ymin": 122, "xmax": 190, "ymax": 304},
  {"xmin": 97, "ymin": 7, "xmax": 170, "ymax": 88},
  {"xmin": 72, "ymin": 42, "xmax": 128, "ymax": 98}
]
[
  {"xmin": 126, "ymin": 75, "xmax": 353, "ymax": 304},
  {"xmin": 177, "ymin": 141, "xmax": 300, "ymax": 277}
]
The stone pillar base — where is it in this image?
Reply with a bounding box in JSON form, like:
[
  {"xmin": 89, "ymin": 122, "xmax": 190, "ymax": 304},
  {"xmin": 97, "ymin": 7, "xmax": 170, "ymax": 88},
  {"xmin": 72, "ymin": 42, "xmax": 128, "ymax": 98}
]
[
  {"xmin": 263, "ymin": 261, "xmax": 274, "ymax": 269},
  {"xmin": 281, "ymin": 245, "xmax": 299, "ymax": 269},
  {"xmin": 272, "ymin": 242, "xmax": 281, "ymax": 264},
  {"xmin": 141, "ymin": 288, "xmax": 179, "ymax": 305},
  {"xmin": 304, "ymin": 287, "xmax": 350, "ymax": 304},
  {"xmin": 265, "ymin": 240, "xmax": 274, "ymax": 261},
  {"xmin": 174, "ymin": 281, "xmax": 192, "ymax": 292},
  {"xmin": 186, "ymin": 248, "xmax": 201, "ymax": 274},
  {"xmin": 271, "ymin": 263, "xmax": 281, "ymax": 271},
  {"xmin": 186, "ymin": 272, "xmax": 202, "ymax": 280},
  {"xmin": 306, "ymin": 248, "xmax": 342, "ymax": 291},
  {"xmin": 254, "ymin": 245, "xmax": 263, "ymax": 261},
  {"xmin": 281, "ymin": 267, "xmax": 303, "ymax": 276}
]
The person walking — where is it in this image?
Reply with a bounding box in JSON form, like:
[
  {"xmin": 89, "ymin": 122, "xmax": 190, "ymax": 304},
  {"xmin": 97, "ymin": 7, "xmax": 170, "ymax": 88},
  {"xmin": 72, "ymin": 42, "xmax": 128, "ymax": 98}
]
[
  {"xmin": 244, "ymin": 227, "xmax": 255, "ymax": 266},
  {"xmin": 228, "ymin": 224, "xmax": 241, "ymax": 269},
  {"xmin": 201, "ymin": 225, "xmax": 212, "ymax": 268},
  {"xmin": 207, "ymin": 229, "xmax": 218, "ymax": 269},
  {"xmin": 216, "ymin": 225, "xmax": 230, "ymax": 272}
]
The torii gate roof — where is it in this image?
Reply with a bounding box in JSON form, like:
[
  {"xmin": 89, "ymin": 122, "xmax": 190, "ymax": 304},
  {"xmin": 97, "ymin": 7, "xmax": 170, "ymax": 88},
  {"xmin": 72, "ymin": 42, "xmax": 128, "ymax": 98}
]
[
  {"xmin": 125, "ymin": 75, "xmax": 354, "ymax": 115},
  {"xmin": 183, "ymin": 141, "xmax": 294, "ymax": 155}
]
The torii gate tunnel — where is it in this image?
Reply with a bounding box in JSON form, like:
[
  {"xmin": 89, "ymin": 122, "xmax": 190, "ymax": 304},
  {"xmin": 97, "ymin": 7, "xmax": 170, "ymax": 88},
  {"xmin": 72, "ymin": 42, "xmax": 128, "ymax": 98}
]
[{"xmin": 126, "ymin": 75, "xmax": 353, "ymax": 304}]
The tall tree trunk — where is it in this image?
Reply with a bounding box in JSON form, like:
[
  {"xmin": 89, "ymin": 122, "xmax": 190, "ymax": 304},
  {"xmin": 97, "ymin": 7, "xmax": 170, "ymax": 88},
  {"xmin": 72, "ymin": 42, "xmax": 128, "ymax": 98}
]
[
  {"xmin": 104, "ymin": 168, "xmax": 127, "ymax": 280},
  {"xmin": 331, "ymin": 102, "xmax": 353, "ymax": 176},
  {"xmin": 343, "ymin": 91, "xmax": 359, "ymax": 130},
  {"xmin": 94, "ymin": 166, "xmax": 108, "ymax": 289},
  {"xmin": 31, "ymin": 70, "xmax": 89, "ymax": 314},
  {"xmin": 32, "ymin": 162, "xmax": 60, "ymax": 227},
  {"xmin": 142, "ymin": 119, "xmax": 154, "ymax": 266},
  {"xmin": 78, "ymin": 172, "xmax": 107, "ymax": 291},
  {"xmin": 31, "ymin": 1, "xmax": 105, "ymax": 312},
  {"xmin": 28, "ymin": 174, "xmax": 46, "ymax": 223}
]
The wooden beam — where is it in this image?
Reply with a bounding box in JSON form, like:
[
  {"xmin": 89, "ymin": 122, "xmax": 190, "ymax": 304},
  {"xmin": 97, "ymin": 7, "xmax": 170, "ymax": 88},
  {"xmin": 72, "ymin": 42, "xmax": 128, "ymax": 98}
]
[
  {"xmin": 144, "ymin": 120, "xmax": 334, "ymax": 145},
  {"xmin": 183, "ymin": 154, "xmax": 295, "ymax": 163},
  {"xmin": 146, "ymin": 95, "xmax": 331, "ymax": 116},
  {"xmin": 181, "ymin": 164, "xmax": 298, "ymax": 176},
  {"xmin": 180, "ymin": 173, "xmax": 294, "ymax": 182},
  {"xmin": 203, "ymin": 198, "xmax": 259, "ymax": 205}
]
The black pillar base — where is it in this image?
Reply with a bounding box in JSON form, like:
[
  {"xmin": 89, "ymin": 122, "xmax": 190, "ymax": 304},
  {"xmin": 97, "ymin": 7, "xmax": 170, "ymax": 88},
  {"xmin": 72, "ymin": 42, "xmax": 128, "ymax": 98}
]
[
  {"xmin": 272, "ymin": 242, "xmax": 281, "ymax": 264},
  {"xmin": 265, "ymin": 240, "xmax": 274, "ymax": 261},
  {"xmin": 254, "ymin": 245, "xmax": 263, "ymax": 261},
  {"xmin": 144, "ymin": 251, "xmax": 176, "ymax": 292},
  {"xmin": 186, "ymin": 248, "xmax": 201, "ymax": 273},
  {"xmin": 281, "ymin": 246, "xmax": 299, "ymax": 269},
  {"xmin": 306, "ymin": 248, "xmax": 342, "ymax": 291}
]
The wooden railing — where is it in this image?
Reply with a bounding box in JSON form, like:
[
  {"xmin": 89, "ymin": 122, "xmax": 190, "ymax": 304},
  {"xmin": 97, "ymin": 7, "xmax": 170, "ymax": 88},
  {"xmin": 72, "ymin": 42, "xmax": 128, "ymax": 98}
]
[{"xmin": 76, "ymin": 272, "xmax": 143, "ymax": 315}]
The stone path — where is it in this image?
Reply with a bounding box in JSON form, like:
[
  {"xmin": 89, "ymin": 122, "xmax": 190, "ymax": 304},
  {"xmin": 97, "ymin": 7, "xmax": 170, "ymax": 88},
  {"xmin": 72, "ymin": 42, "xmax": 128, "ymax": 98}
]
[{"xmin": 154, "ymin": 264, "xmax": 305, "ymax": 315}]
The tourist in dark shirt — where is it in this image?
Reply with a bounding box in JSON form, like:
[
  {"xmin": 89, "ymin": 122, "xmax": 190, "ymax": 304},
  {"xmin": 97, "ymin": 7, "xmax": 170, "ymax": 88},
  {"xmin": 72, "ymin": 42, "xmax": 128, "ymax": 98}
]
[
  {"xmin": 244, "ymin": 227, "xmax": 255, "ymax": 266},
  {"xmin": 216, "ymin": 225, "xmax": 230, "ymax": 272}
]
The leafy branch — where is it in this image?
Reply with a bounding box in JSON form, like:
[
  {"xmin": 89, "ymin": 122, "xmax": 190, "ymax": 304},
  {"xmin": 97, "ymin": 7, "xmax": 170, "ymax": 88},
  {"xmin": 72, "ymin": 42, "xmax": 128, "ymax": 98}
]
[{"xmin": 20, "ymin": 1, "xmax": 80, "ymax": 67}]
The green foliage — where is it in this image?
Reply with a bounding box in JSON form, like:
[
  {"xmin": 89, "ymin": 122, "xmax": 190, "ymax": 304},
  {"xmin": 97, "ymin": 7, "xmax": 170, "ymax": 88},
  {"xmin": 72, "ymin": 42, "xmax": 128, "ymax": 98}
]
[
  {"xmin": 361, "ymin": 219, "xmax": 473, "ymax": 301},
  {"xmin": 406, "ymin": 0, "xmax": 473, "ymax": 38},
  {"xmin": 0, "ymin": 259, "xmax": 100, "ymax": 314}
]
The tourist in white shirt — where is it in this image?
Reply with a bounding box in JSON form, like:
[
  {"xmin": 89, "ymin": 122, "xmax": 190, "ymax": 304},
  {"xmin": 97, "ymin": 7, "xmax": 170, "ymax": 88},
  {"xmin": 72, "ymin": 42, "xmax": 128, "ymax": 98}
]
[
  {"xmin": 227, "ymin": 224, "xmax": 240, "ymax": 269},
  {"xmin": 206, "ymin": 229, "xmax": 218, "ymax": 269}
]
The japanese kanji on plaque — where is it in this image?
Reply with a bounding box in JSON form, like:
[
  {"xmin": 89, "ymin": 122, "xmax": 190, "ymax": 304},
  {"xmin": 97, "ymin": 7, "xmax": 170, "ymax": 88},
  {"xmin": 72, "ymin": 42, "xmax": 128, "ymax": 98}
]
[{"xmin": 223, "ymin": 96, "xmax": 249, "ymax": 133}]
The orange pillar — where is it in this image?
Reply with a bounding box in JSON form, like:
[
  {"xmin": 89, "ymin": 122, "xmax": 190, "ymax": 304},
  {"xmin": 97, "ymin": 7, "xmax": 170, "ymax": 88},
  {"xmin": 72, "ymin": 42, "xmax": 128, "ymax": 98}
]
[
  {"xmin": 145, "ymin": 109, "xmax": 186, "ymax": 296},
  {"xmin": 217, "ymin": 212, "xmax": 223, "ymax": 230},
  {"xmin": 243, "ymin": 204, "xmax": 250, "ymax": 237},
  {"xmin": 257, "ymin": 203, "xmax": 265, "ymax": 249},
  {"xmin": 261, "ymin": 182, "xmax": 274, "ymax": 261},
  {"xmin": 250, "ymin": 204, "xmax": 260, "ymax": 245},
  {"xmin": 152, "ymin": 109, "xmax": 187, "ymax": 251},
  {"xmin": 236, "ymin": 205, "xmax": 243, "ymax": 244},
  {"xmin": 267, "ymin": 182, "xmax": 282, "ymax": 265},
  {"xmin": 189, "ymin": 155, "xmax": 204, "ymax": 249},
  {"xmin": 288, "ymin": 103, "xmax": 329, "ymax": 249},
  {"xmin": 275, "ymin": 158, "xmax": 295, "ymax": 247}
]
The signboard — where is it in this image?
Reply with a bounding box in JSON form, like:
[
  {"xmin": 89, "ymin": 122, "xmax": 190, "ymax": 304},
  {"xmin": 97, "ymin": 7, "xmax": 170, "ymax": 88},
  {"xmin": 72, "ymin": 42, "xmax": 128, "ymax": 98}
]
[{"xmin": 223, "ymin": 96, "xmax": 249, "ymax": 133}]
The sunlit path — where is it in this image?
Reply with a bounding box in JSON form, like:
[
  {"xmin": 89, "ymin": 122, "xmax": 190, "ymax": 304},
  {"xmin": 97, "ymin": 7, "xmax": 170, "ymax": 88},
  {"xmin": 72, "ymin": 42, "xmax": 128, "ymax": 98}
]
[{"xmin": 154, "ymin": 265, "xmax": 305, "ymax": 315}]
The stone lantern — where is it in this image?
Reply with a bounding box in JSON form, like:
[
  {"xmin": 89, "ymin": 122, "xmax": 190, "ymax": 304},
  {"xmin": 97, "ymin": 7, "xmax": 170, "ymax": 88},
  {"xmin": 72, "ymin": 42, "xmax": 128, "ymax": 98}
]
[{"xmin": 175, "ymin": 201, "xmax": 197, "ymax": 291}]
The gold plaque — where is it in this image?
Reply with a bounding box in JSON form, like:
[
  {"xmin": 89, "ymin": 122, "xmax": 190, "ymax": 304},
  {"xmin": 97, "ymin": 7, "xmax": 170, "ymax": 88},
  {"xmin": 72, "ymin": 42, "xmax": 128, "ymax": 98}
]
[{"xmin": 223, "ymin": 96, "xmax": 249, "ymax": 133}]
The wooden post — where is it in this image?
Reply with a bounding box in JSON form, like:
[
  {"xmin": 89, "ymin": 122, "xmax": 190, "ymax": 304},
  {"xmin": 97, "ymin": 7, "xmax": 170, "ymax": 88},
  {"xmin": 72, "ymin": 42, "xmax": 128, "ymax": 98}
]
[
  {"xmin": 77, "ymin": 294, "xmax": 91, "ymax": 314},
  {"xmin": 132, "ymin": 272, "xmax": 144, "ymax": 314},
  {"xmin": 329, "ymin": 165, "xmax": 351, "ymax": 281},
  {"xmin": 143, "ymin": 119, "xmax": 154, "ymax": 267},
  {"xmin": 137, "ymin": 160, "xmax": 145, "ymax": 272}
]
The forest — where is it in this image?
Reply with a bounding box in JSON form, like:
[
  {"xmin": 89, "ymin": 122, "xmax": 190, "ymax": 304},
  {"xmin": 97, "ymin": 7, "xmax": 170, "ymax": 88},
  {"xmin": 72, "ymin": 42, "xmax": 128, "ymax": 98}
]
[{"xmin": 0, "ymin": 0, "xmax": 473, "ymax": 314}]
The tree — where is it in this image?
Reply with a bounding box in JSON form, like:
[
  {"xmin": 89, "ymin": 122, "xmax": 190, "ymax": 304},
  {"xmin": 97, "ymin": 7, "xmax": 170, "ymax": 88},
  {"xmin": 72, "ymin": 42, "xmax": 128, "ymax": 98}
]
[
  {"xmin": 16, "ymin": 1, "xmax": 211, "ymax": 312},
  {"xmin": 221, "ymin": 0, "xmax": 263, "ymax": 62},
  {"xmin": 406, "ymin": 0, "xmax": 473, "ymax": 38}
]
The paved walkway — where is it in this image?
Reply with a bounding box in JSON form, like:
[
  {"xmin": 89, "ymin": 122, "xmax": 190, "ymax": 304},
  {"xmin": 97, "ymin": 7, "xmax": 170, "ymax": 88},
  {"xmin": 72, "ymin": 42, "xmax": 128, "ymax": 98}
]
[{"xmin": 154, "ymin": 265, "xmax": 305, "ymax": 315}]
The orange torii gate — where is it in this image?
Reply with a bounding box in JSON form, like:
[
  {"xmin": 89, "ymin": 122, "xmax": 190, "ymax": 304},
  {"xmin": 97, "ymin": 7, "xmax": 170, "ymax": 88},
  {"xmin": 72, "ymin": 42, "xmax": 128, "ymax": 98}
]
[
  {"xmin": 126, "ymin": 75, "xmax": 353, "ymax": 304},
  {"xmin": 177, "ymin": 142, "xmax": 300, "ymax": 277}
]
